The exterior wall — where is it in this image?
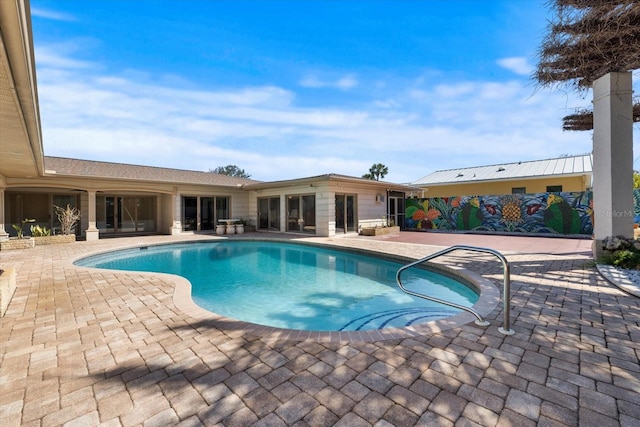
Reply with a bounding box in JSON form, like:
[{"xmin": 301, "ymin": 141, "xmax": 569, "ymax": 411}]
[
  {"xmin": 315, "ymin": 184, "xmax": 332, "ymax": 237},
  {"xmin": 405, "ymin": 191, "xmax": 593, "ymax": 236},
  {"xmin": 2, "ymin": 176, "xmax": 251, "ymax": 238},
  {"xmin": 251, "ymin": 183, "xmax": 323, "ymax": 235},
  {"xmin": 2, "ymin": 174, "xmax": 408, "ymax": 239},
  {"xmin": 159, "ymin": 194, "xmax": 175, "ymax": 234},
  {"xmin": 420, "ymin": 176, "xmax": 589, "ymax": 198},
  {"xmin": 249, "ymin": 181, "xmax": 397, "ymax": 237},
  {"xmin": 326, "ymin": 181, "xmax": 388, "ymax": 233},
  {"xmin": 229, "ymin": 190, "xmax": 251, "ymax": 224}
]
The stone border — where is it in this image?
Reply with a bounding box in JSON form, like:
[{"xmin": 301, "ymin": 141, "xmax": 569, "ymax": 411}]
[{"xmin": 596, "ymin": 264, "xmax": 640, "ymax": 298}]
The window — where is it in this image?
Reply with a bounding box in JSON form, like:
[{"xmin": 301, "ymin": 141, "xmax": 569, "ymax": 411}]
[
  {"xmin": 546, "ymin": 185, "xmax": 562, "ymax": 192},
  {"xmin": 512, "ymin": 187, "xmax": 526, "ymax": 194}
]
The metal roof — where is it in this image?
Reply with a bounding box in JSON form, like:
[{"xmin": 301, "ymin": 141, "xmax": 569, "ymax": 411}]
[{"xmin": 412, "ymin": 154, "xmax": 593, "ymax": 185}]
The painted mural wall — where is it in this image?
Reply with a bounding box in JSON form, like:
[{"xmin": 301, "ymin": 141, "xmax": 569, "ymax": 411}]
[{"xmin": 405, "ymin": 191, "xmax": 594, "ymax": 236}]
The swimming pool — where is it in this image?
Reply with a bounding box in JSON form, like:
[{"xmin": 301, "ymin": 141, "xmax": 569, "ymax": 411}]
[{"xmin": 76, "ymin": 240, "xmax": 480, "ymax": 332}]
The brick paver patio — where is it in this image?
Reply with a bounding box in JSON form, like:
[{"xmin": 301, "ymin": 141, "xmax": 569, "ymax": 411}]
[{"xmin": 1, "ymin": 233, "xmax": 638, "ymax": 426}]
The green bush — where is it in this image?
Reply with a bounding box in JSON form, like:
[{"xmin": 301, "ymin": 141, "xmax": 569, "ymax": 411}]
[
  {"xmin": 30, "ymin": 224, "xmax": 51, "ymax": 237},
  {"xmin": 611, "ymin": 249, "xmax": 640, "ymax": 269}
]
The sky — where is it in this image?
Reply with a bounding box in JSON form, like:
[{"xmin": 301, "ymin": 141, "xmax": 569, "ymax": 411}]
[{"xmin": 30, "ymin": 0, "xmax": 640, "ymax": 183}]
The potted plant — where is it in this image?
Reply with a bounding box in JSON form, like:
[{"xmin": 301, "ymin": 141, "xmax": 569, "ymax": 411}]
[
  {"xmin": 0, "ymin": 219, "xmax": 36, "ymax": 250},
  {"xmin": 11, "ymin": 218, "xmax": 35, "ymax": 239},
  {"xmin": 236, "ymin": 219, "xmax": 246, "ymax": 234}
]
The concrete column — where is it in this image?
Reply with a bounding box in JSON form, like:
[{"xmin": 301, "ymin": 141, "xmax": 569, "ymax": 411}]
[
  {"xmin": 170, "ymin": 194, "xmax": 182, "ymax": 235},
  {"xmin": 592, "ymin": 72, "xmax": 634, "ymax": 243},
  {"xmin": 0, "ymin": 186, "xmax": 7, "ymax": 241},
  {"xmin": 85, "ymin": 191, "xmax": 100, "ymax": 241}
]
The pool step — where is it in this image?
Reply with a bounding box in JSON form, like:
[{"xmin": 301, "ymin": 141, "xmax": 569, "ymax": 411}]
[{"xmin": 339, "ymin": 307, "xmax": 460, "ymax": 331}]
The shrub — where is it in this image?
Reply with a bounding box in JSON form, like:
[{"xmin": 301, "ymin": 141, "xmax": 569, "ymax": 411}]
[
  {"xmin": 54, "ymin": 205, "xmax": 80, "ymax": 235},
  {"xmin": 611, "ymin": 250, "xmax": 640, "ymax": 270},
  {"xmin": 30, "ymin": 224, "xmax": 51, "ymax": 237}
]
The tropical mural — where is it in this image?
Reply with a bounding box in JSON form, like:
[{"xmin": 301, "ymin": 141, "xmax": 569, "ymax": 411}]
[{"xmin": 405, "ymin": 191, "xmax": 594, "ymax": 236}]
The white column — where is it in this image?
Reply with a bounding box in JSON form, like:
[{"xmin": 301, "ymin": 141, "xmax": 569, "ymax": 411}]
[
  {"xmin": 85, "ymin": 191, "xmax": 100, "ymax": 241},
  {"xmin": 170, "ymin": 194, "xmax": 182, "ymax": 235},
  {"xmin": 592, "ymin": 72, "xmax": 634, "ymax": 241}
]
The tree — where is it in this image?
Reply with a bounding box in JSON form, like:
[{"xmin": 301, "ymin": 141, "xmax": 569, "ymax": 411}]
[
  {"xmin": 535, "ymin": 0, "xmax": 640, "ymax": 91},
  {"xmin": 535, "ymin": 1, "xmax": 640, "ymax": 129},
  {"xmin": 362, "ymin": 163, "xmax": 389, "ymax": 181},
  {"xmin": 535, "ymin": 1, "xmax": 640, "ymax": 241},
  {"xmin": 634, "ymin": 171, "xmax": 640, "ymax": 189},
  {"xmin": 209, "ymin": 165, "xmax": 251, "ymax": 178}
]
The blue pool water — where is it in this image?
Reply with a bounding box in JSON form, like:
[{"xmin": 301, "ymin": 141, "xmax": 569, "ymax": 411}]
[{"xmin": 76, "ymin": 241, "xmax": 478, "ymax": 331}]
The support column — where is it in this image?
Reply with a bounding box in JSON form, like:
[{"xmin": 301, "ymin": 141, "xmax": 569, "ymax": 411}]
[
  {"xmin": 0, "ymin": 185, "xmax": 8, "ymax": 241},
  {"xmin": 592, "ymin": 72, "xmax": 634, "ymax": 251},
  {"xmin": 85, "ymin": 191, "xmax": 99, "ymax": 241},
  {"xmin": 170, "ymin": 193, "xmax": 182, "ymax": 235}
]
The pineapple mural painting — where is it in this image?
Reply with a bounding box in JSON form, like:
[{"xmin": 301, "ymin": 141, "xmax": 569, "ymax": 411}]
[
  {"xmin": 500, "ymin": 195, "xmax": 523, "ymax": 230},
  {"xmin": 405, "ymin": 191, "xmax": 593, "ymax": 236}
]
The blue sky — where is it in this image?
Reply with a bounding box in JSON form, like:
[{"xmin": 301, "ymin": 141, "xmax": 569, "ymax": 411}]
[{"xmin": 30, "ymin": 0, "xmax": 639, "ymax": 183}]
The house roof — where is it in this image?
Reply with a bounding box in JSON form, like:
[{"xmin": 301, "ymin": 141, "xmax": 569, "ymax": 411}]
[
  {"xmin": 43, "ymin": 156, "xmax": 261, "ymax": 187},
  {"xmin": 245, "ymin": 173, "xmax": 420, "ymax": 191},
  {"xmin": 412, "ymin": 154, "xmax": 593, "ymax": 186}
]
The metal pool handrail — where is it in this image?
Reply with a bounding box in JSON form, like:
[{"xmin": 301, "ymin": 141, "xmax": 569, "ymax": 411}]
[{"xmin": 396, "ymin": 244, "xmax": 514, "ymax": 335}]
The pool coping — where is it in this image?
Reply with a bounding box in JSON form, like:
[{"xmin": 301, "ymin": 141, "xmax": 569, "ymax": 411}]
[{"xmin": 73, "ymin": 237, "xmax": 502, "ymax": 342}]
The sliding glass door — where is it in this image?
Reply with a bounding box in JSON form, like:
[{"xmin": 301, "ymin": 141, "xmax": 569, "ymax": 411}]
[
  {"xmin": 181, "ymin": 195, "xmax": 230, "ymax": 231},
  {"xmin": 287, "ymin": 194, "xmax": 316, "ymax": 233},
  {"xmin": 335, "ymin": 194, "xmax": 356, "ymax": 233},
  {"xmin": 258, "ymin": 197, "xmax": 280, "ymax": 231},
  {"xmin": 201, "ymin": 197, "xmax": 214, "ymax": 230},
  {"xmin": 97, "ymin": 196, "xmax": 157, "ymax": 234}
]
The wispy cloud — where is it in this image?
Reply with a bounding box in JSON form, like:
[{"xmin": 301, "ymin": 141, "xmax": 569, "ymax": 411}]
[
  {"xmin": 31, "ymin": 7, "xmax": 75, "ymax": 21},
  {"xmin": 299, "ymin": 74, "xmax": 359, "ymax": 90},
  {"xmin": 497, "ymin": 57, "xmax": 534, "ymax": 76}
]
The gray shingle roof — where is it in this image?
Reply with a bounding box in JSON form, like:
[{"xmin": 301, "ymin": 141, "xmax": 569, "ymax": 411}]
[
  {"xmin": 412, "ymin": 154, "xmax": 592, "ymax": 185},
  {"xmin": 44, "ymin": 157, "xmax": 261, "ymax": 187}
]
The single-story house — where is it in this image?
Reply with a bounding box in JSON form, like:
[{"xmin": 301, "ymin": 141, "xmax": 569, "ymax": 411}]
[
  {"xmin": 410, "ymin": 154, "xmax": 593, "ymax": 198},
  {"xmin": 0, "ymin": 2, "xmax": 415, "ymax": 241}
]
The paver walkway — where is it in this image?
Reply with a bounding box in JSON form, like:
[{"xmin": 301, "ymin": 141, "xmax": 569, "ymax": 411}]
[{"xmin": 1, "ymin": 232, "xmax": 638, "ymax": 426}]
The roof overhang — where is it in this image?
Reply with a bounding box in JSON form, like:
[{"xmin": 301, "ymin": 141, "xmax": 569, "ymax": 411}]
[
  {"xmin": 416, "ymin": 171, "xmax": 593, "ymax": 187},
  {"xmin": 0, "ymin": 0, "xmax": 44, "ymax": 179},
  {"xmin": 245, "ymin": 174, "xmax": 420, "ymax": 192}
]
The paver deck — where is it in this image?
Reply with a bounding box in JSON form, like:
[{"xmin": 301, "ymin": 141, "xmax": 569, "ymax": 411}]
[{"xmin": 1, "ymin": 232, "xmax": 638, "ymax": 426}]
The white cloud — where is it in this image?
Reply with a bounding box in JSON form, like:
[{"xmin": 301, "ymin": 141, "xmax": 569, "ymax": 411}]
[
  {"xmin": 299, "ymin": 74, "xmax": 358, "ymax": 90},
  {"xmin": 497, "ymin": 57, "xmax": 534, "ymax": 76},
  {"xmin": 37, "ymin": 47, "xmax": 640, "ymax": 184},
  {"xmin": 31, "ymin": 7, "xmax": 75, "ymax": 21}
]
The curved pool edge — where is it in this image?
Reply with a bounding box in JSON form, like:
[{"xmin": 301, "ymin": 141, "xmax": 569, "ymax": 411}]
[
  {"xmin": 169, "ymin": 241, "xmax": 501, "ymax": 342},
  {"xmin": 73, "ymin": 237, "xmax": 502, "ymax": 342},
  {"xmin": 171, "ymin": 262, "xmax": 500, "ymax": 342}
]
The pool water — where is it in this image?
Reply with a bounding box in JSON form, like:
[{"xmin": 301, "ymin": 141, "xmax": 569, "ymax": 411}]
[{"xmin": 76, "ymin": 241, "xmax": 479, "ymax": 331}]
